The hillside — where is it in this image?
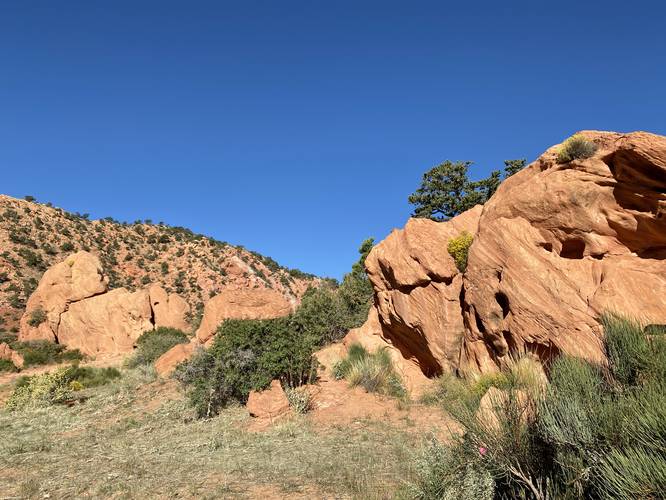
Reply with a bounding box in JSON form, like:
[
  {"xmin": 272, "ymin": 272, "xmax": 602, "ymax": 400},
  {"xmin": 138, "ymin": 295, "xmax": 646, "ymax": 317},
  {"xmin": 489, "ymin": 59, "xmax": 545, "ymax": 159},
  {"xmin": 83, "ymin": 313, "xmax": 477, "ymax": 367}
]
[{"xmin": 0, "ymin": 194, "xmax": 318, "ymax": 335}]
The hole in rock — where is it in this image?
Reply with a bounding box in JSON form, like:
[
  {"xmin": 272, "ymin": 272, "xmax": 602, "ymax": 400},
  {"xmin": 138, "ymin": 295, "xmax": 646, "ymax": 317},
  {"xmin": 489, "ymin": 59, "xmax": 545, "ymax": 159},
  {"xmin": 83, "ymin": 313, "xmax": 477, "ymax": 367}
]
[
  {"xmin": 495, "ymin": 292, "xmax": 510, "ymax": 318},
  {"xmin": 560, "ymin": 238, "xmax": 585, "ymax": 259}
]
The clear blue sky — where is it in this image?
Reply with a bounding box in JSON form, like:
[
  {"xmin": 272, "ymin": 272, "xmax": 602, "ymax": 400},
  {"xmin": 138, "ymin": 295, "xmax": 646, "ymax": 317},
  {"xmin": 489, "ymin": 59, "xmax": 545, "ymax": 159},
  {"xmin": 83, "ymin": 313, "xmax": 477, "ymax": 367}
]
[{"xmin": 2, "ymin": 1, "xmax": 665, "ymax": 279}]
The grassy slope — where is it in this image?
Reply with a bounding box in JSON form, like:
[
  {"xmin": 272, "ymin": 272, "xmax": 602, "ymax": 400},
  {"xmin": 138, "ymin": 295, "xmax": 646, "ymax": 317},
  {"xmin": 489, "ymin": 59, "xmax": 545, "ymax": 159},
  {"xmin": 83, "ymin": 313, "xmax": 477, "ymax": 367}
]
[{"xmin": 0, "ymin": 368, "xmax": 427, "ymax": 499}]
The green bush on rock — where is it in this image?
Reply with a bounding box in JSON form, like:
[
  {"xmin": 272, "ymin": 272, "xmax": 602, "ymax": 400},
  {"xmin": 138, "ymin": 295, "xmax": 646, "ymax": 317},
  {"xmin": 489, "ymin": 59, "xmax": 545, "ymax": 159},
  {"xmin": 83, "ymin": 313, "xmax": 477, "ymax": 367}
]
[
  {"xmin": 557, "ymin": 134, "xmax": 598, "ymax": 163},
  {"xmin": 447, "ymin": 231, "xmax": 473, "ymax": 272}
]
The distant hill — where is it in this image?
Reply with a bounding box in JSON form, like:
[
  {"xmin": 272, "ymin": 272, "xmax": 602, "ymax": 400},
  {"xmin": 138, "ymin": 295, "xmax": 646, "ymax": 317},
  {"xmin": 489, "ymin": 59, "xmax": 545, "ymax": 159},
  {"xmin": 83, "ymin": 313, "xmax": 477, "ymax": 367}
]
[{"xmin": 0, "ymin": 194, "xmax": 318, "ymax": 334}]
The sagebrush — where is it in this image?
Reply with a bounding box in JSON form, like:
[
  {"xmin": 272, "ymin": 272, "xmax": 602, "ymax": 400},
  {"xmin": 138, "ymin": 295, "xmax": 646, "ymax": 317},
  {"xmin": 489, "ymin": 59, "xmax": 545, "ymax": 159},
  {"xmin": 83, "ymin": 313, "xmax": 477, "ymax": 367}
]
[{"xmin": 409, "ymin": 314, "xmax": 666, "ymax": 499}]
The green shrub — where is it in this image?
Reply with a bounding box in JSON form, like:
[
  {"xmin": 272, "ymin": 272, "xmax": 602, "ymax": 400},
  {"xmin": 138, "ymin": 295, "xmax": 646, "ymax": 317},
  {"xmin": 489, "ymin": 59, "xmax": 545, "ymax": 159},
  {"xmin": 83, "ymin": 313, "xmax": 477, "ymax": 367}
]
[
  {"xmin": 8, "ymin": 366, "xmax": 122, "ymax": 411},
  {"xmin": 125, "ymin": 327, "xmax": 188, "ymax": 368},
  {"xmin": 407, "ymin": 313, "xmax": 666, "ymax": 499},
  {"xmin": 447, "ymin": 232, "xmax": 473, "ymax": 272},
  {"xmin": 407, "ymin": 438, "xmax": 495, "ymax": 500},
  {"xmin": 175, "ymin": 317, "xmax": 318, "ymax": 418},
  {"xmin": 556, "ymin": 134, "xmax": 598, "ymax": 163},
  {"xmin": 596, "ymin": 445, "xmax": 666, "ymax": 499},
  {"xmin": 0, "ymin": 359, "xmax": 19, "ymax": 373},
  {"xmin": 12, "ymin": 341, "xmax": 84, "ymax": 367},
  {"xmin": 27, "ymin": 307, "xmax": 47, "ymax": 327},
  {"xmin": 65, "ymin": 366, "xmax": 121, "ymax": 388},
  {"xmin": 60, "ymin": 242, "xmax": 75, "ymax": 252},
  {"xmin": 333, "ymin": 343, "xmax": 406, "ymax": 399},
  {"xmin": 602, "ymin": 313, "xmax": 654, "ymax": 385},
  {"xmin": 6, "ymin": 368, "xmax": 74, "ymax": 410}
]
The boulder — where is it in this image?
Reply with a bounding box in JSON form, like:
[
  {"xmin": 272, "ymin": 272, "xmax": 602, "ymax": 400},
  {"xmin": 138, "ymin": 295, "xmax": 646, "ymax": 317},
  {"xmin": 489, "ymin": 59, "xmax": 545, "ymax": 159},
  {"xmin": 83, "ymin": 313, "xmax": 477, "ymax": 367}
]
[
  {"xmin": 246, "ymin": 379, "xmax": 291, "ymax": 419},
  {"xmin": 461, "ymin": 131, "xmax": 666, "ymax": 373},
  {"xmin": 148, "ymin": 284, "xmax": 190, "ymax": 331},
  {"xmin": 57, "ymin": 288, "xmax": 154, "ymax": 355},
  {"xmin": 196, "ymin": 288, "xmax": 294, "ymax": 345},
  {"xmin": 0, "ymin": 342, "xmax": 24, "ymax": 369},
  {"xmin": 155, "ymin": 341, "xmax": 197, "ymax": 377},
  {"xmin": 19, "ymin": 251, "xmax": 108, "ymax": 342}
]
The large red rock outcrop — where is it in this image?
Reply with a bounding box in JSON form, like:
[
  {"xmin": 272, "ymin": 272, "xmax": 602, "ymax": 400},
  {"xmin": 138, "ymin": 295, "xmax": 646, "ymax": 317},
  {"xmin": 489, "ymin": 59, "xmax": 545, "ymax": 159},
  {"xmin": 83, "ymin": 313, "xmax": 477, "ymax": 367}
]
[
  {"xmin": 195, "ymin": 288, "xmax": 294, "ymax": 345},
  {"xmin": 18, "ymin": 252, "xmax": 190, "ymax": 356},
  {"xmin": 345, "ymin": 131, "xmax": 666, "ymax": 382},
  {"xmin": 148, "ymin": 284, "xmax": 191, "ymax": 331},
  {"xmin": 57, "ymin": 288, "xmax": 154, "ymax": 355},
  {"xmin": 460, "ymin": 131, "xmax": 666, "ymax": 372}
]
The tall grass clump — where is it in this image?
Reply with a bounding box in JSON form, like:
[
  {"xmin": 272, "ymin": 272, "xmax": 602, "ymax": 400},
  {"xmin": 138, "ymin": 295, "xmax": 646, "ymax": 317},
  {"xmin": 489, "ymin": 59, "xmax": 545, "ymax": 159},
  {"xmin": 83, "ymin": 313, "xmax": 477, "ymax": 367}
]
[
  {"xmin": 125, "ymin": 327, "xmax": 188, "ymax": 368},
  {"xmin": 407, "ymin": 314, "xmax": 666, "ymax": 499},
  {"xmin": 333, "ymin": 343, "xmax": 406, "ymax": 399}
]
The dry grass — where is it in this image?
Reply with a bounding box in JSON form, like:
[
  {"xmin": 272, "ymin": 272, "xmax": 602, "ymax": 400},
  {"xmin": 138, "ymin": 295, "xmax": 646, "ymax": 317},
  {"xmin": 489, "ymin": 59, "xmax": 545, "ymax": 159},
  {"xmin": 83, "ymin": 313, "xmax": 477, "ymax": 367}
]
[{"xmin": 0, "ymin": 366, "xmax": 426, "ymax": 499}]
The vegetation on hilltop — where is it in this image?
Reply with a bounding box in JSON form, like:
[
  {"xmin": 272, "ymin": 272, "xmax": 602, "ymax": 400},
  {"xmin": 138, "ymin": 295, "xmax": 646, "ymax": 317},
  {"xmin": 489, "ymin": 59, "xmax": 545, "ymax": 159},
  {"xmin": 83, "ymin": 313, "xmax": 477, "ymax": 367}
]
[{"xmin": 0, "ymin": 195, "xmax": 318, "ymax": 335}]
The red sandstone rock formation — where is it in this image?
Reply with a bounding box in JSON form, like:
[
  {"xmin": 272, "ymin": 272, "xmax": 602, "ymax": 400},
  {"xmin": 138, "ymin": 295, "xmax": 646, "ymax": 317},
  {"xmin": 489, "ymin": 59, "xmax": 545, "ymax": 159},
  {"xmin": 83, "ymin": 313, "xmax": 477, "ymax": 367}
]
[
  {"xmin": 18, "ymin": 252, "xmax": 190, "ymax": 356},
  {"xmin": 326, "ymin": 131, "xmax": 666, "ymax": 384}
]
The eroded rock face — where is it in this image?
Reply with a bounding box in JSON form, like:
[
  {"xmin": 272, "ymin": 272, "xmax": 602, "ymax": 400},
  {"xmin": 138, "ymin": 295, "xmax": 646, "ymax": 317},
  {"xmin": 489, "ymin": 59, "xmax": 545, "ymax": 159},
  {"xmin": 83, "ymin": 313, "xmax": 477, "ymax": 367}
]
[
  {"xmin": 19, "ymin": 251, "xmax": 108, "ymax": 343},
  {"xmin": 148, "ymin": 284, "xmax": 191, "ymax": 332},
  {"xmin": 461, "ymin": 131, "xmax": 666, "ymax": 373},
  {"xmin": 196, "ymin": 288, "xmax": 294, "ymax": 345},
  {"xmin": 364, "ymin": 206, "xmax": 482, "ymax": 376},
  {"xmin": 246, "ymin": 379, "xmax": 291, "ymax": 419},
  {"xmin": 351, "ymin": 131, "xmax": 666, "ymax": 382},
  {"xmin": 18, "ymin": 252, "xmax": 191, "ymax": 356}
]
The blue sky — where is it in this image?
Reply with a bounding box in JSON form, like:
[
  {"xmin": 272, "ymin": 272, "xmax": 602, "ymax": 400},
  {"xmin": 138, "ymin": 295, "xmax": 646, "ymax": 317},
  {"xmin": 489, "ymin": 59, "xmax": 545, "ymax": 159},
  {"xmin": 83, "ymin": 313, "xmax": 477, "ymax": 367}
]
[{"xmin": 2, "ymin": 1, "xmax": 665, "ymax": 279}]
